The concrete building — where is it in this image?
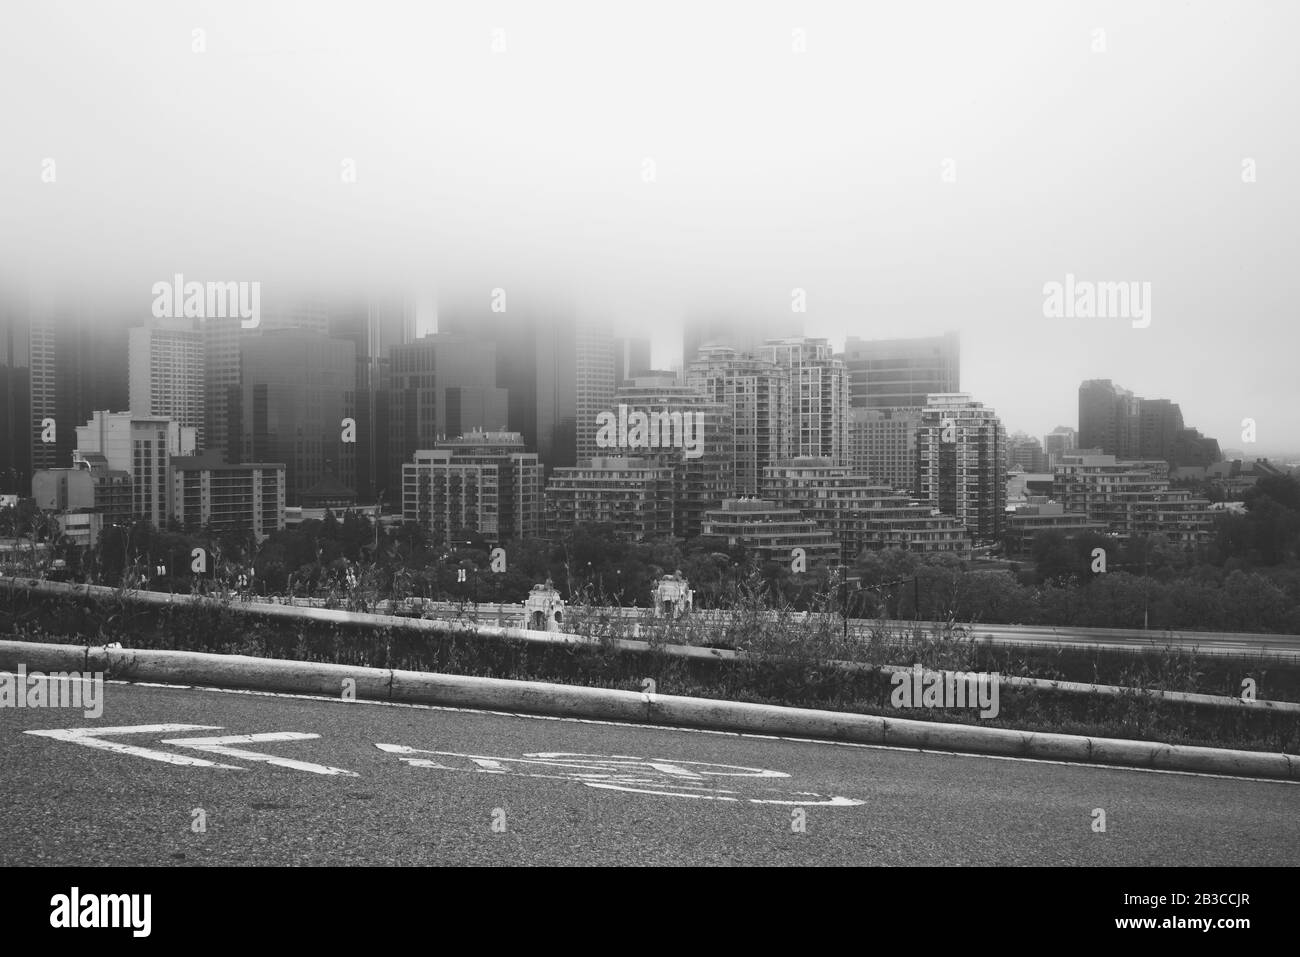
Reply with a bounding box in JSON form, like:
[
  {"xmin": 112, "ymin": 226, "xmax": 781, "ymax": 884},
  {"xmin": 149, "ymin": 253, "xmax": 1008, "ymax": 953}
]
[
  {"xmin": 758, "ymin": 338, "xmax": 850, "ymax": 464},
  {"xmin": 1053, "ymin": 453, "xmax": 1214, "ymax": 548},
  {"xmin": 74, "ymin": 411, "xmax": 195, "ymax": 528},
  {"xmin": 575, "ymin": 321, "xmax": 616, "ymax": 467},
  {"xmin": 543, "ymin": 457, "xmax": 675, "ymax": 540},
  {"xmin": 916, "ymin": 394, "xmax": 1006, "ymax": 542},
  {"xmin": 685, "ymin": 346, "xmax": 790, "ymax": 496},
  {"xmin": 609, "ymin": 377, "xmax": 735, "ymax": 537},
  {"xmin": 1003, "ymin": 503, "xmax": 1108, "ymax": 557},
  {"xmin": 31, "ymin": 452, "xmax": 133, "ymax": 546},
  {"xmin": 236, "ymin": 329, "xmax": 357, "ymax": 506},
  {"xmin": 428, "ymin": 431, "xmax": 546, "ymax": 540},
  {"xmin": 847, "ymin": 406, "xmax": 922, "ymax": 493},
  {"xmin": 700, "ymin": 498, "xmax": 840, "ymax": 565},
  {"xmin": 842, "ymin": 332, "xmax": 960, "ymax": 409},
  {"xmin": 129, "ymin": 320, "xmax": 205, "ymax": 449},
  {"xmin": 760, "ymin": 458, "xmax": 970, "ymax": 560},
  {"xmin": 1043, "ymin": 426, "xmax": 1077, "ymax": 468},
  {"xmin": 1006, "ymin": 432, "xmax": 1048, "ymax": 473},
  {"xmin": 171, "ymin": 451, "xmax": 285, "ymax": 541}
]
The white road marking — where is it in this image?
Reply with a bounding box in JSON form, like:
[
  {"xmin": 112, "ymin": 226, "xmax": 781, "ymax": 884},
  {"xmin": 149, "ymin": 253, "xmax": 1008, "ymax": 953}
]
[
  {"xmin": 160, "ymin": 732, "xmax": 358, "ymax": 776},
  {"xmin": 63, "ymin": 679, "xmax": 1300, "ymax": 787},
  {"xmin": 375, "ymin": 744, "xmax": 863, "ymax": 804},
  {"xmin": 23, "ymin": 724, "xmax": 244, "ymax": 769}
]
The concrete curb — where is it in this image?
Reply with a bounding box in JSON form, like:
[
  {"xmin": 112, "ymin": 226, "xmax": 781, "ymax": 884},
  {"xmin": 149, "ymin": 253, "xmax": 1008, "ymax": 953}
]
[
  {"xmin": 3, "ymin": 577, "xmax": 1294, "ymax": 713},
  {"xmin": 2, "ymin": 639, "xmax": 1297, "ymax": 782}
]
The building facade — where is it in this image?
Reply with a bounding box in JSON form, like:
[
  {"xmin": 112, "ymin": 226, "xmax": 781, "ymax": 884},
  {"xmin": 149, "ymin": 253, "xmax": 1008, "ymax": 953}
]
[
  {"xmin": 842, "ymin": 332, "xmax": 959, "ymax": 409},
  {"xmin": 916, "ymin": 394, "xmax": 1006, "ymax": 542},
  {"xmin": 757, "ymin": 338, "xmax": 850, "ymax": 464},
  {"xmin": 543, "ymin": 457, "xmax": 675, "ymax": 540}
]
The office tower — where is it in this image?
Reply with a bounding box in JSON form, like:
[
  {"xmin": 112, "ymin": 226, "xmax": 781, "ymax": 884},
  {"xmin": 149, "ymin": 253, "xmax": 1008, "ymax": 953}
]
[
  {"xmin": 1054, "ymin": 453, "xmax": 1214, "ymax": 548},
  {"xmin": 235, "ymin": 329, "xmax": 357, "ymax": 506},
  {"xmin": 329, "ymin": 299, "xmax": 410, "ymax": 503},
  {"xmin": 615, "ymin": 337, "xmax": 652, "ymax": 390},
  {"xmin": 916, "ymin": 394, "xmax": 1006, "ymax": 542},
  {"xmin": 1043, "ymin": 426, "xmax": 1077, "ymax": 467},
  {"xmin": 0, "ymin": 309, "xmax": 31, "ymax": 494},
  {"xmin": 202, "ymin": 315, "xmax": 242, "ymax": 463},
  {"xmin": 129, "ymin": 320, "xmax": 206, "ymax": 449},
  {"xmin": 1078, "ymin": 379, "xmax": 1141, "ymax": 459},
  {"xmin": 401, "ymin": 430, "xmax": 542, "ymax": 542},
  {"xmin": 1005, "ymin": 432, "xmax": 1048, "ymax": 473},
  {"xmin": 757, "ymin": 338, "xmax": 850, "ymax": 463},
  {"xmin": 610, "ymin": 376, "xmax": 734, "ymax": 537},
  {"xmin": 682, "ymin": 314, "xmax": 802, "ymax": 372},
  {"xmin": 760, "ymin": 459, "xmax": 971, "ymax": 561},
  {"xmin": 26, "ymin": 299, "xmax": 129, "ymax": 473},
  {"xmin": 847, "ymin": 406, "xmax": 922, "ymax": 493},
  {"xmin": 75, "ymin": 411, "xmax": 196, "ymax": 528},
  {"xmin": 575, "ymin": 321, "xmax": 616, "ymax": 466},
  {"xmin": 257, "ymin": 297, "xmax": 330, "ymax": 335},
  {"xmin": 685, "ymin": 345, "xmax": 790, "ymax": 495},
  {"xmin": 544, "ymin": 457, "xmax": 676, "ymax": 540},
  {"xmin": 171, "ymin": 451, "xmax": 286, "ymax": 541},
  {"xmin": 387, "ymin": 334, "xmax": 509, "ymax": 495},
  {"xmin": 842, "ymin": 332, "xmax": 960, "ymax": 409},
  {"xmin": 700, "ymin": 499, "xmax": 840, "ymax": 565},
  {"xmin": 1079, "ymin": 380, "xmax": 1221, "ymax": 469}
]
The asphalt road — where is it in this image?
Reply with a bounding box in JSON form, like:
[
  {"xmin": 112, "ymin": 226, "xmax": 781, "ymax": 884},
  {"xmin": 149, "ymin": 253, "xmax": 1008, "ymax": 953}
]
[{"xmin": 1, "ymin": 679, "xmax": 1297, "ymax": 866}]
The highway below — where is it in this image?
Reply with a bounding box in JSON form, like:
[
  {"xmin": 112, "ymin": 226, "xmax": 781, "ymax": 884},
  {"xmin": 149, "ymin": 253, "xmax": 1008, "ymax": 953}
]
[{"xmin": 2, "ymin": 679, "xmax": 1297, "ymax": 866}]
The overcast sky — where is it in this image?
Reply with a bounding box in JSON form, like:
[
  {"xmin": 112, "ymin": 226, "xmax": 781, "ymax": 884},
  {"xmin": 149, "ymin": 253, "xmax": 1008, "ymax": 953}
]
[{"xmin": 2, "ymin": 1, "xmax": 1297, "ymax": 454}]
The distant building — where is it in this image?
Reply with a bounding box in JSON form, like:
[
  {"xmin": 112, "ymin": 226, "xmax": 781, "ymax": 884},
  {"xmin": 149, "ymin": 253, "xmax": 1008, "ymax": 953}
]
[
  {"xmin": 761, "ymin": 458, "xmax": 970, "ymax": 560},
  {"xmin": 171, "ymin": 451, "xmax": 285, "ymax": 541},
  {"xmin": 129, "ymin": 320, "xmax": 206, "ymax": 449},
  {"xmin": 1004, "ymin": 503, "xmax": 1108, "ymax": 557},
  {"xmin": 611, "ymin": 377, "xmax": 735, "ymax": 537},
  {"xmin": 1054, "ymin": 453, "xmax": 1213, "ymax": 548},
  {"xmin": 75, "ymin": 411, "xmax": 195, "ymax": 528},
  {"xmin": 1006, "ymin": 432, "xmax": 1047, "ymax": 473},
  {"xmin": 1078, "ymin": 379, "xmax": 1220, "ymax": 469},
  {"xmin": 842, "ymin": 332, "xmax": 959, "ymax": 409},
  {"xmin": 757, "ymin": 338, "xmax": 850, "ymax": 464},
  {"xmin": 543, "ymin": 457, "xmax": 675, "ymax": 540},
  {"xmin": 700, "ymin": 498, "xmax": 840, "ymax": 565},
  {"xmin": 1042, "ymin": 426, "xmax": 1077, "ymax": 468},
  {"xmin": 614, "ymin": 337, "xmax": 652, "ymax": 390},
  {"xmin": 685, "ymin": 346, "xmax": 790, "ymax": 495},
  {"xmin": 848, "ymin": 406, "xmax": 922, "ymax": 493},
  {"xmin": 916, "ymin": 394, "xmax": 1006, "ymax": 542}
]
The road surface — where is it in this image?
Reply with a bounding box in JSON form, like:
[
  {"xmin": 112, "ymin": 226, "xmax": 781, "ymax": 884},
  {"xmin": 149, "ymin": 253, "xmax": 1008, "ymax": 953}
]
[{"xmin": 3, "ymin": 679, "xmax": 1297, "ymax": 866}]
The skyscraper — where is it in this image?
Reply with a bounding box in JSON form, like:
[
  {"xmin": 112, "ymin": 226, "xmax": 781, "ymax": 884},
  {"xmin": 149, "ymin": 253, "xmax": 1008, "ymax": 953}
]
[
  {"xmin": 843, "ymin": 332, "xmax": 959, "ymax": 409},
  {"xmin": 847, "ymin": 406, "xmax": 922, "ymax": 493},
  {"xmin": 235, "ymin": 329, "xmax": 357, "ymax": 506},
  {"xmin": 615, "ymin": 336, "xmax": 652, "ymax": 390},
  {"xmin": 916, "ymin": 393, "xmax": 1006, "ymax": 541},
  {"xmin": 758, "ymin": 338, "xmax": 850, "ymax": 464},
  {"xmin": 574, "ymin": 321, "xmax": 616, "ymax": 466},
  {"xmin": 129, "ymin": 320, "xmax": 205, "ymax": 449},
  {"xmin": 684, "ymin": 345, "xmax": 789, "ymax": 495}
]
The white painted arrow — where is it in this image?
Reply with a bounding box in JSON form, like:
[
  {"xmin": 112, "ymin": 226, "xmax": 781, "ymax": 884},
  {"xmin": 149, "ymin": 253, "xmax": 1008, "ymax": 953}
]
[
  {"xmin": 24, "ymin": 724, "xmax": 245, "ymax": 769},
  {"xmin": 161, "ymin": 732, "xmax": 358, "ymax": 776}
]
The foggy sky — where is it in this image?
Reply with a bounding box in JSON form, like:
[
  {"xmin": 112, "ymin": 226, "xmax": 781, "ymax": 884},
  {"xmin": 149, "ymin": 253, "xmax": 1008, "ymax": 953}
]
[{"xmin": 2, "ymin": 1, "xmax": 1297, "ymax": 454}]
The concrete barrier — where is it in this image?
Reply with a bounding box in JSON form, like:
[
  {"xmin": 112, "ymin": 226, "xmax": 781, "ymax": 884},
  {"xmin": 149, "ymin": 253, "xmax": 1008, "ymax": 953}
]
[{"xmin": 1, "ymin": 639, "xmax": 1296, "ymax": 782}]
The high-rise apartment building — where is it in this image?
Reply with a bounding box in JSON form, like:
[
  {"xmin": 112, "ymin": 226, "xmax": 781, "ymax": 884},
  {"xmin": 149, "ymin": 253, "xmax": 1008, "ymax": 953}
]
[
  {"xmin": 916, "ymin": 394, "xmax": 1006, "ymax": 542},
  {"xmin": 758, "ymin": 338, "xmax": 850, "ymax": 464},
  {"xmin": 847, "ymin": 406, "xmax": 922, "ymax": 493},
  {"xmin": 129, "ymin": 320, "xmax": 205, "ymax": 449},
  {"xmin": 74, "ymin": 411, "xmax": 196, "ymax": 528},
  {"xmin": 684, "ymin": 345, "xmax": 790, "ymax": 496},
  {"xmin": 843, "ymin": 332, "xmax": 959, "ymax": 409},
  {"xmin": 611, "ymin": 376, "xmax": 734, "ymax": 537}
]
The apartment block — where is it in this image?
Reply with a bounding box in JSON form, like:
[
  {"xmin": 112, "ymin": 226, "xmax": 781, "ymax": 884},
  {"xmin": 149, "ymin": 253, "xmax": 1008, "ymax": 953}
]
[
  {"xmin": 543, "ymin": 457, "xmax": 675, "ymax": 540},
  {"xmin": 171, "ymin": 451, "xmax": 286, "ymax": 541},
  {"xmin": 916, "ymin": 394, "xmax": 1006, "ymax": 542}
]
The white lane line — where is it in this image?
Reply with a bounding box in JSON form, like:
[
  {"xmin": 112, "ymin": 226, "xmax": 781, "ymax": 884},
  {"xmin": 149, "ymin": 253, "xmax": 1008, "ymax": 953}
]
[
  {"xmin": 23, "ymin": 724, "xmax": 244, "ymax": 769},
  {"xmin": 83, "ymin": 679, "xmax": 1300, "ymax": 787},
  {"xmin": 160, "ymin": 732, "xmax": 359, "ymax": 776}
]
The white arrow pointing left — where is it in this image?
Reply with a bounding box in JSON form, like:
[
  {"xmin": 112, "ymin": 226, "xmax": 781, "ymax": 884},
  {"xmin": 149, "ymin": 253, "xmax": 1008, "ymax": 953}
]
[{"xmin": 25, "ymin": 724, "xmax": 245, "ymax": 769}]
